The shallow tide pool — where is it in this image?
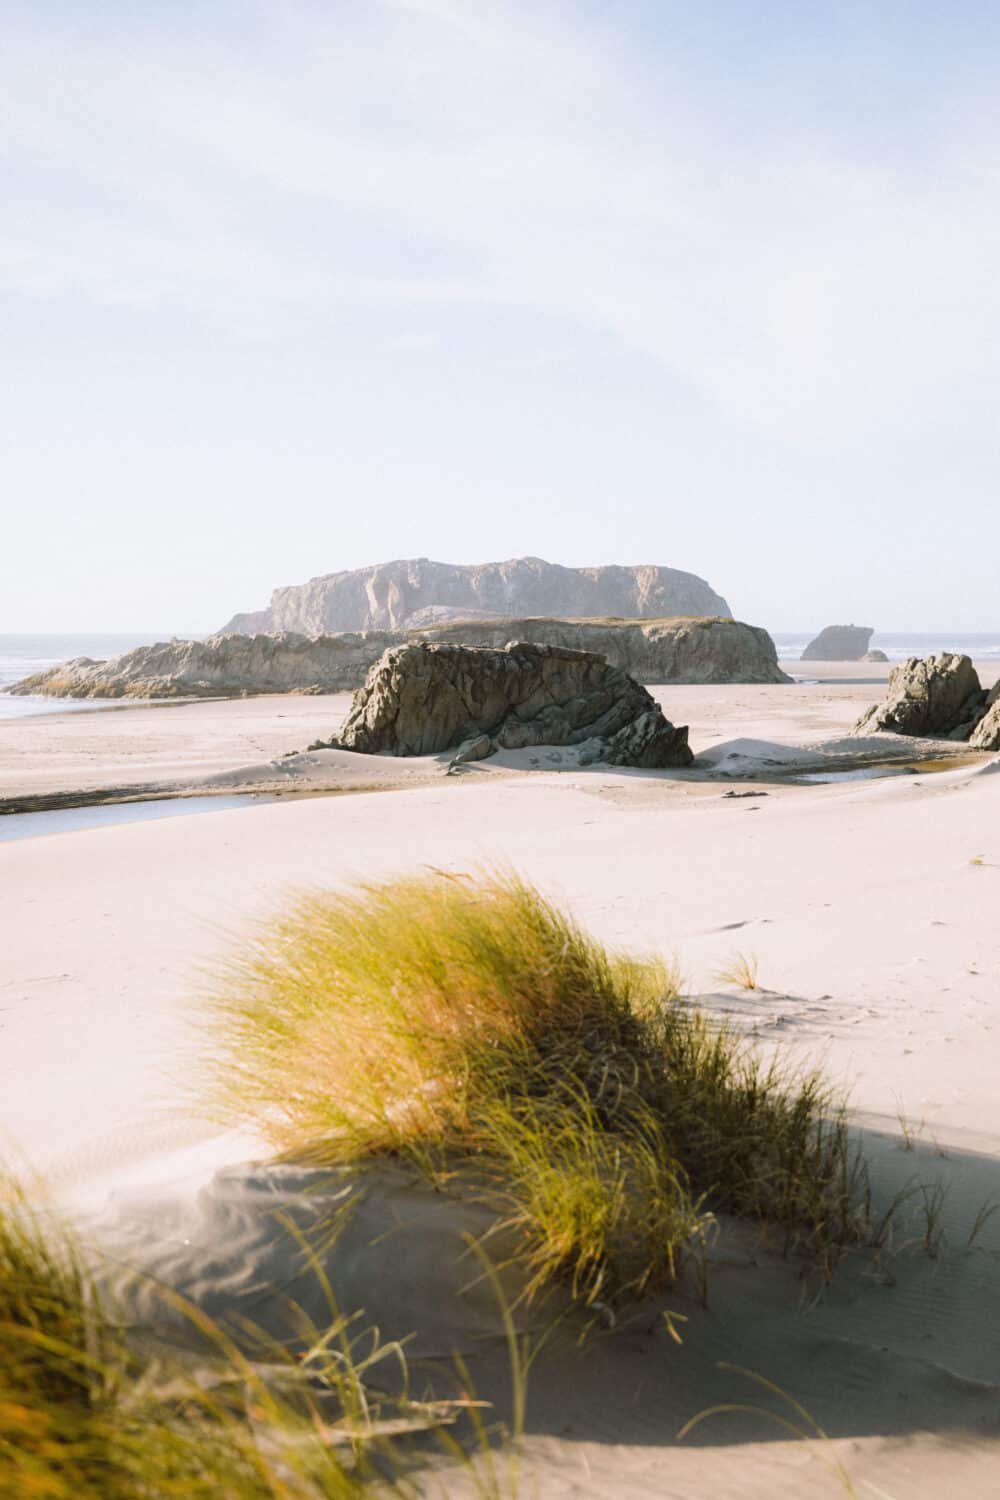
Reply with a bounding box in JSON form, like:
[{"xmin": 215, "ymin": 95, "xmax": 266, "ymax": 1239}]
[
  {"xmin": 0, "ymin": 795, "xmax": 270, "ymax": 843},
  {"xmin": 794, "ymin": 754, "xmax": 984, "ymax": 785}
]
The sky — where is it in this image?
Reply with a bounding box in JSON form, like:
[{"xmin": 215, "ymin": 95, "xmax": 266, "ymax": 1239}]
[{"xmin": 2, "ymin": 0, "xmax": 999, "ymax": 634}]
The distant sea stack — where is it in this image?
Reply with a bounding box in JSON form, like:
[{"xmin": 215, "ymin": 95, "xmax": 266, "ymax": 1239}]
[
  {"xmin": 801, "ymin": 625, "xmax": 875, "ymax": 662},
  {"xmin": 220, "ymin": 557, "xmax": 732, "ymax": 635}
]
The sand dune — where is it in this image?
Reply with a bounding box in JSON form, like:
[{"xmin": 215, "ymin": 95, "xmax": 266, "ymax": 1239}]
[{"xmin": 3, "ymin": 665, "xmax": 1000, "ymax": 1495}]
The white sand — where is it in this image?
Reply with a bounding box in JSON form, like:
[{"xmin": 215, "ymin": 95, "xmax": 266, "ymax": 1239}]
[
  {"xmin": 0, "ymin": 692, "xmax": 355, "ymax": 802},
  {"xmin": 3, "ymin": 667, "xmax": 1000, "ymax": 1495},
  {"xmin": 4, "ymin": 658, "xmax": 991, "ymax": 807}
]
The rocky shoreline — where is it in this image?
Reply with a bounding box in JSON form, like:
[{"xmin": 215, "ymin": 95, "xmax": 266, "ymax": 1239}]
[{"xmin": 7, "ymin": 615, "xmax": 790, "ymax": 700}]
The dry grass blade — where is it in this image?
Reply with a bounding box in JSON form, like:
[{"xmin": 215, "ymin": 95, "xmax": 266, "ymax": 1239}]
[
  {"xmin": 714, "ymin": 951, "xmax": 760, "ymax": 991},
  {"xmin": 966, "ymin": 1198, "xmax": 1000, "ymax": 1250},
  {"xmin": 677, "ymin": 1362, "xmax": 860, "ymax": 1496}
]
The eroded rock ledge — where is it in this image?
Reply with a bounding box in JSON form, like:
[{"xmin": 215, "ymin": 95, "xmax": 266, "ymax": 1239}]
[
  {"xmin": 8, "ymin": 617, "xmax": 789, "ymax": 700},
  {"xmin": 327, "ymin": 641, "xmax": 694, "ymax": 768}
]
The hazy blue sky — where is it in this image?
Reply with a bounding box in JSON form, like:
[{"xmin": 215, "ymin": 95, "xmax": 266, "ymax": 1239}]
[{"xmin": 3, "ymin": 1, "xmax": 998, "ymax": 633}]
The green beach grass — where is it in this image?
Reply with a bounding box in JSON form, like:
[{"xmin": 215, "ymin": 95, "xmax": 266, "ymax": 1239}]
[
  {"xmin": 1, "ymin": 869, "xmax": 867, "ymax": 1496},
  {"xmin": 209, "ymin": 869, "xmax": 863, "ymax": 1304}
]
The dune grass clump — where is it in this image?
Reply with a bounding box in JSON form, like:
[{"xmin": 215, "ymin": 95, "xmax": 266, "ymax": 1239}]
[
  {"xmin": 211, "ymin": 871, "xmax": 862, "ymax": 1305},
  {"xmin": 0, "ymin": 1175, "xmax": 465, "ymax": 1499},
  {"xmin": 211, "ymin": 869, "xmax": 673, "ymax": 1155}
]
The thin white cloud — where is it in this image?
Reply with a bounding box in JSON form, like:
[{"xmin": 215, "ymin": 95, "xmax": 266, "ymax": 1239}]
[{"xmin": 3, "ymin": 2, "xmax": 999, "ymax": 439}]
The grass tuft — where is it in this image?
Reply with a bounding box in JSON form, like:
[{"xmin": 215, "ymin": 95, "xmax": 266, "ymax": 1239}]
[
  {"xmin": 0, "ymin": 1173, "xmax": 528, "ymax": 1499},
  {"xmin": 208, "ymin": 870, "xmax": 862, "ymax": 1306},
  {"xmin": 714, "ymin": 950, "xmax": 760, "ymax": 991}
]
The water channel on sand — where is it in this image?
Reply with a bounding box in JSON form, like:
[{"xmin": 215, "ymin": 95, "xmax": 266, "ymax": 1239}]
[{"xmin": 0, "ymin": 794, "xmax": 273, "ymax": 843}]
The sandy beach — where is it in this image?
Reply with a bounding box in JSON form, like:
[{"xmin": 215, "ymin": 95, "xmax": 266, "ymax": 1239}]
[
  {"xmin": 9, "ymin": 5, "xmax": 1000, "ymax": 1489},
  {"xmin": 3, "ymin": 662, "xmax": 1000, "ymax": 1495},
  {"xmin": 3, "ymin": 658, "xmax": 992, "ymax": 811}
]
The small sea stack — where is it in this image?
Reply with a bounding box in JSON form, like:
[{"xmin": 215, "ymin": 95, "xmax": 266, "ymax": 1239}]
[{"xmin": 801, "ymin": 625, "xmax": 875, "ymax": 661}]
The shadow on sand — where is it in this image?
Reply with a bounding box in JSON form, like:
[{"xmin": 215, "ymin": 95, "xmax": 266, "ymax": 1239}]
[{"xmin": 93, "ymin": 1121, "xmax": 1000, "ymax": 1472}]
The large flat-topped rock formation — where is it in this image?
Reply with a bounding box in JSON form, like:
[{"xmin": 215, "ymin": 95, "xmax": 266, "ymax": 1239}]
[
  {"xmin": 330, "ymin": 641, "xmax": 694, "ymax": 768},
  {"xmin": 801, "ymin": 625, "xmax": 875, "ymax": 661},
  {"xmin": 221, "ymin": 556, "xmax": 731, "ymax": 634},
  {"xmin": 8, "ymin": 617, "xmax": 788, "ymax": 700}
]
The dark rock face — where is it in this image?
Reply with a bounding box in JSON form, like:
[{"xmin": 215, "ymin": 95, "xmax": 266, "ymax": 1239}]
[
  {"xmin": 332, "ymin": 641, "xmax": 694, "ymax": 768},
  {"xmin": 219, "ymin": 556, "xmax": 732, "ymax": 635},
  {"xmin": 854, "ymin": 654, "xmax": 987, "ymax": 739},
  {"xmin": 970, "ymin": 683, "xmax": 1000, "ymax": 750},
  {"xmin": 801, "ymin": 626, "xmax": 874, "ymax": 661}
]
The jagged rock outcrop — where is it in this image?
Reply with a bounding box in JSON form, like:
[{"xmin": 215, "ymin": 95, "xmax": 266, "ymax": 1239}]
[
  {"xmin": 329, "ymin": 641, "xmax": 693, "ymax": 767},
  {"xmin": 8, "ymin": 618, "xmax": 788, "ymax": 700},
  {"xmin": 802, "ymin": 626, "xmax": 875, "ymax": 661},
  {"xmin": 854, "ymin": 654, "xmax": 988, "ymax": 740},
  {"xmin": 219, "ymin": 557, "xmax": 732, "ymax": 635},
  {"xmin": 970, "ymin": 683, "xmax": 1000, "ymax": 750}
]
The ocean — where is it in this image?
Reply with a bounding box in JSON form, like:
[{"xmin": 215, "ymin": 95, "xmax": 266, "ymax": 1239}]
[
  {"xmin": 0, "ymin": 633, "xmax": 181, "ymax": 720},
  {"xmin": 770, "ymin": 632, "xmax": 1000, "ymax": 662},
  {"xmin": 1, "ymin": 630, "xmax": 999, "ymax": 720}
]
